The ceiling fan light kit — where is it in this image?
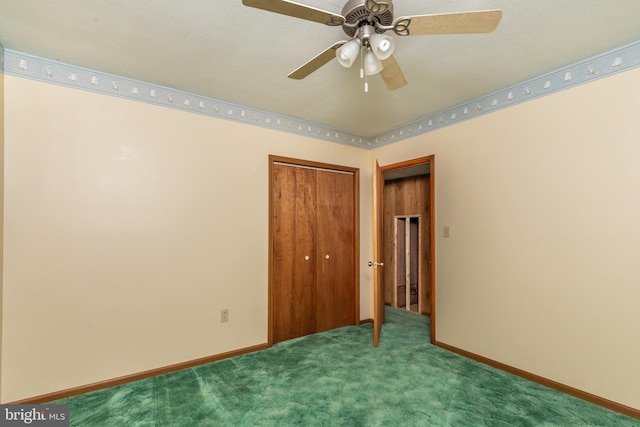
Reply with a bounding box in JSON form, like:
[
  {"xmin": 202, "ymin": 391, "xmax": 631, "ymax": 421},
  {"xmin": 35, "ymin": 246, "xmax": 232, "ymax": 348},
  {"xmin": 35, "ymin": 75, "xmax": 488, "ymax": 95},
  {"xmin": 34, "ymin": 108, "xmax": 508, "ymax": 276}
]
[
  {"xmin": 336, "ymin": 39, "xmax": 361, "ymax": 68},
  {"xmin": 369, "ymin": 33, "xmax": 395, "ymax": 60},
  {"xmin": 335, "ymin": 23, "xmax": 394, "ymax": 91},
  {"xmin": 364, "ymin": 49, "xmax": 384, "ymax": 76},
  {"xmin": 242, "ymin": 0, "xmax": 502, "ymax": 92}
]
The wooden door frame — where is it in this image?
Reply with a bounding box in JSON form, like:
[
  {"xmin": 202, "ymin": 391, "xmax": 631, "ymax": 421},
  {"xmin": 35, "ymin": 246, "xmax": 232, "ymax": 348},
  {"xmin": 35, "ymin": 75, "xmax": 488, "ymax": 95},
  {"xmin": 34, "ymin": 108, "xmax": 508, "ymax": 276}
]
[
  {"xmin": 373, "ymin": 160, "xmax": 384, "ymax": 347},
  {"xmin": 379, "ymin": 155, "xmax": 436, "ymax": 343},
  {"xmin": 268, "ymin": 155, "xmax": 360, "ymax": 346}
]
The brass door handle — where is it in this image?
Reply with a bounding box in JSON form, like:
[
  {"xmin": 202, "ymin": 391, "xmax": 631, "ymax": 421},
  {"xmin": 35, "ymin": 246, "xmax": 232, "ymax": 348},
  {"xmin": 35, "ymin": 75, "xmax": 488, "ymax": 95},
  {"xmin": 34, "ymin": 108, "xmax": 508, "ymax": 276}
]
[{"xmin": 368, "ymin": 261, "xmax": 384, "ymax": 268}]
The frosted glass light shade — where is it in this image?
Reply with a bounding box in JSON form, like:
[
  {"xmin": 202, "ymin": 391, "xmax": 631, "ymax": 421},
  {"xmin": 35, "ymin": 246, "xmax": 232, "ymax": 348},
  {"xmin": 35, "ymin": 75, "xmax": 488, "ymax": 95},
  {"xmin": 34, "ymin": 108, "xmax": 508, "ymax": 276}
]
[
  {"xmin": 336, "ymin": 39, "xmax": 361, "ymax": 68},
  {"xmin": 369, "ymin": 34, "xmax": 395, "ymax": 60},
  {"xmin": 364, "ymin": 50, "xmax": 383, "ymax": 75}
]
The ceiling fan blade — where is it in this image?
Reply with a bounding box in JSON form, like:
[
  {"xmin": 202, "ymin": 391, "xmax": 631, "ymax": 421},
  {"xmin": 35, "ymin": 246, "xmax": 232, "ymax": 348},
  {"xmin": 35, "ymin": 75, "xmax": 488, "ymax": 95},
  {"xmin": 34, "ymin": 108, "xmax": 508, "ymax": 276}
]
[
  {"xmin": 393, "ymin": 9, "xmax": 502, "ymax": 36},
  {"xmin": 288, "ymin": 41, "xmax": 347, "ymax": 80},
  {"xmin": 380, "ymin": 55, "xmax": 407, "ymax": 91},
  {"xmin": 242, "ymin": 0, "xmax": 345, "ymax": 26}
]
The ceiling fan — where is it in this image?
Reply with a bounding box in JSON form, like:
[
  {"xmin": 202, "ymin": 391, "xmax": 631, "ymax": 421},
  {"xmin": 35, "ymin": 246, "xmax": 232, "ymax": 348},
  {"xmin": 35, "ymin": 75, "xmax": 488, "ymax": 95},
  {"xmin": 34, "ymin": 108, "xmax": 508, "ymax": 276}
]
[{"xmin": 242, "ymin": 0, "xmax": 502, "ymax": 91}]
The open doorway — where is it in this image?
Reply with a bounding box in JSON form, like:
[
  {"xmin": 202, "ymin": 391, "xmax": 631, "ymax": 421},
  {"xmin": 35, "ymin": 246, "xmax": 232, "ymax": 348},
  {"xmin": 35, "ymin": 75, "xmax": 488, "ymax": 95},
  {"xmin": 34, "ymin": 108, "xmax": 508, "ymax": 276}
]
[
  {"xmin": 383, "ymin": 164, "xmax": 431, "ymax": 316},
  {"xmin": 376, "ymin": 156, "xmax": 435, "ymax": 342},
  {"xmin": 392, "ymin": 215, "xmax": 423, "ymax": 313}
]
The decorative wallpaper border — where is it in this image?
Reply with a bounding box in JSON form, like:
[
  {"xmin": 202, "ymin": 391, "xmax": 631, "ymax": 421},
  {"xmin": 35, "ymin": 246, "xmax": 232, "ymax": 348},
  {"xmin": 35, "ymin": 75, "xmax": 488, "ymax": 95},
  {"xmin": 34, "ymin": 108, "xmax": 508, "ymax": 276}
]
[
  {"xmin": 2, "ymin": 49, "xmax": 369, "ymax": 148},
  {"xmin": 3, "ymin": 39, "xmax": 640, "ymax": 149},
  {"xmin": 373, "ymin": 39, "xmax": 640, "ymax": 147}
]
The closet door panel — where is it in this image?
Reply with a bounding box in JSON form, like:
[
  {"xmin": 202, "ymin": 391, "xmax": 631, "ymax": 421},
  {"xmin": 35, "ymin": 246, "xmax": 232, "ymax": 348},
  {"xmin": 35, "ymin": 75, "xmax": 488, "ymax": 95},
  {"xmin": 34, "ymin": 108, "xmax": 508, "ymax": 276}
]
[
  {"xmin": 272, "ymin": 164, "xmax": 317, "ymax": 342},
  {"xmin": 316, "ymin": 170, "xmax": 356, "ymax": 331}
]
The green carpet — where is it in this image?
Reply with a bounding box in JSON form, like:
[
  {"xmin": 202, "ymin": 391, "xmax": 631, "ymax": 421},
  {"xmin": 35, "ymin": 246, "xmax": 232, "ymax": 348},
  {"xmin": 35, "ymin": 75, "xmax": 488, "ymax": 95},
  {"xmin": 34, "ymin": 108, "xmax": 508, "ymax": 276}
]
[{"xmin": 54, "ymin": 307, "xmax": 639, "ymax": 426}]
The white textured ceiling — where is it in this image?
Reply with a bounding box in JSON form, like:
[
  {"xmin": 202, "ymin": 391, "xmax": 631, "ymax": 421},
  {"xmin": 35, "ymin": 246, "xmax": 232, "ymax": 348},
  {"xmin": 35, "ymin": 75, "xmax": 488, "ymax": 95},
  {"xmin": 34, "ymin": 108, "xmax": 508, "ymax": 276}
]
[{"xmin": 1, "ymin": 1, "xmax": 640, "ymax": 137}]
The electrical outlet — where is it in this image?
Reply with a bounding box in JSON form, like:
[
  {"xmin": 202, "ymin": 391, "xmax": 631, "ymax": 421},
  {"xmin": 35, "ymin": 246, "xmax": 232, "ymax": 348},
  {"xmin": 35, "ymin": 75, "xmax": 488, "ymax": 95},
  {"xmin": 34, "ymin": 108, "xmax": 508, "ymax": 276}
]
[
  {"xmin": 220, "ymin": 309, "xmax": 229, "ymax": 323},
  {"xmin": 443, "ymin": 226, "xmax": 451, "ymax": 238}
]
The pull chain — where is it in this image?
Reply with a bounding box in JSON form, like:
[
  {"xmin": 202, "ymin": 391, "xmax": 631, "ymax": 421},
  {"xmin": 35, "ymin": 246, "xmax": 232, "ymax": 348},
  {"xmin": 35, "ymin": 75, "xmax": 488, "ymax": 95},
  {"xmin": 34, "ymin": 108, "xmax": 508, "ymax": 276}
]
[
  {"xmin": 361, "ymin": 44, "xmax": 368, "ymax": 92},
  {"xmin": 360, "ymin": 45, "xmax": 364, "ymax": 79}
]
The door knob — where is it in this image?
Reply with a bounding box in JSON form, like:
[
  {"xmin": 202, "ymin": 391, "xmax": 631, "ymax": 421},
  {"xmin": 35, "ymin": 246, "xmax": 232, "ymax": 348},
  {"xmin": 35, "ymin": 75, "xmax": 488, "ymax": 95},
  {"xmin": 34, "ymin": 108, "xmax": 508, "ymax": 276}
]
[
  {"xmin": 368, "ymin": 261, "xmax": 384, "ymax": 268},
  {"xmin": 304, "ymin": 255, "xmax": 310, "ymax": 261},
  {"xmin": 325, "ymin": 254, "xmax": 330, "ymax": 260}
]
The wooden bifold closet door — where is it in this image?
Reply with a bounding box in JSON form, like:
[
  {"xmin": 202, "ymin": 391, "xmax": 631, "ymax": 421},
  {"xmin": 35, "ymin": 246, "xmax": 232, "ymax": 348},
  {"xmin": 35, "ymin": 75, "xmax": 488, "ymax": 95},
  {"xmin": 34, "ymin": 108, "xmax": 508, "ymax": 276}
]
[{"xmin": 270, "ymin": 156, "xmax": 358, "ymax": 344}]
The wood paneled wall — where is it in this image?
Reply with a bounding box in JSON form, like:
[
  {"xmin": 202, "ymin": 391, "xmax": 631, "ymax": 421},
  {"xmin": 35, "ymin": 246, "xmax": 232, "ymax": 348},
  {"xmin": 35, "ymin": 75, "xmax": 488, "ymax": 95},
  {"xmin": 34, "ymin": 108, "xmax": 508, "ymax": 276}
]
[{"xmin": 383, "ymin": 174, "xmax": 431, "ymax": 315}]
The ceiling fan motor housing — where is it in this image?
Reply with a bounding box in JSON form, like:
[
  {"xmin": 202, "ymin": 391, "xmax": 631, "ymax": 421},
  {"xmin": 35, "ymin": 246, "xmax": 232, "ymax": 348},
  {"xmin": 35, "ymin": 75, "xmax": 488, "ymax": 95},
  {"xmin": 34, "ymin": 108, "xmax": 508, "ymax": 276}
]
[{"xmin": 341, "ymin": 0, "xmax": 394, "ymax": 37}]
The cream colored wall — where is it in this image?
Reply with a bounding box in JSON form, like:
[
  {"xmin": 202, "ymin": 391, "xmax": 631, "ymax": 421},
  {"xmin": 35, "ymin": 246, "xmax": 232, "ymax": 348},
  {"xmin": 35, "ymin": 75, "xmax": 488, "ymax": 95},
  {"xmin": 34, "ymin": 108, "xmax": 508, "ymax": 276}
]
[
  {"xmin": 1, "ymin": 75, "xmax": 372, "ymax": 402},
  {"xmin": 4, "ymin": 63, "xmax": 639, "ymax": 411},
  {"xmin": 0, "ymin": 45, "xmax": 5, "ymax": 402},
  {"xmin": 372, "ymin": 67, "xmax": 640, "ymax": 410}
]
